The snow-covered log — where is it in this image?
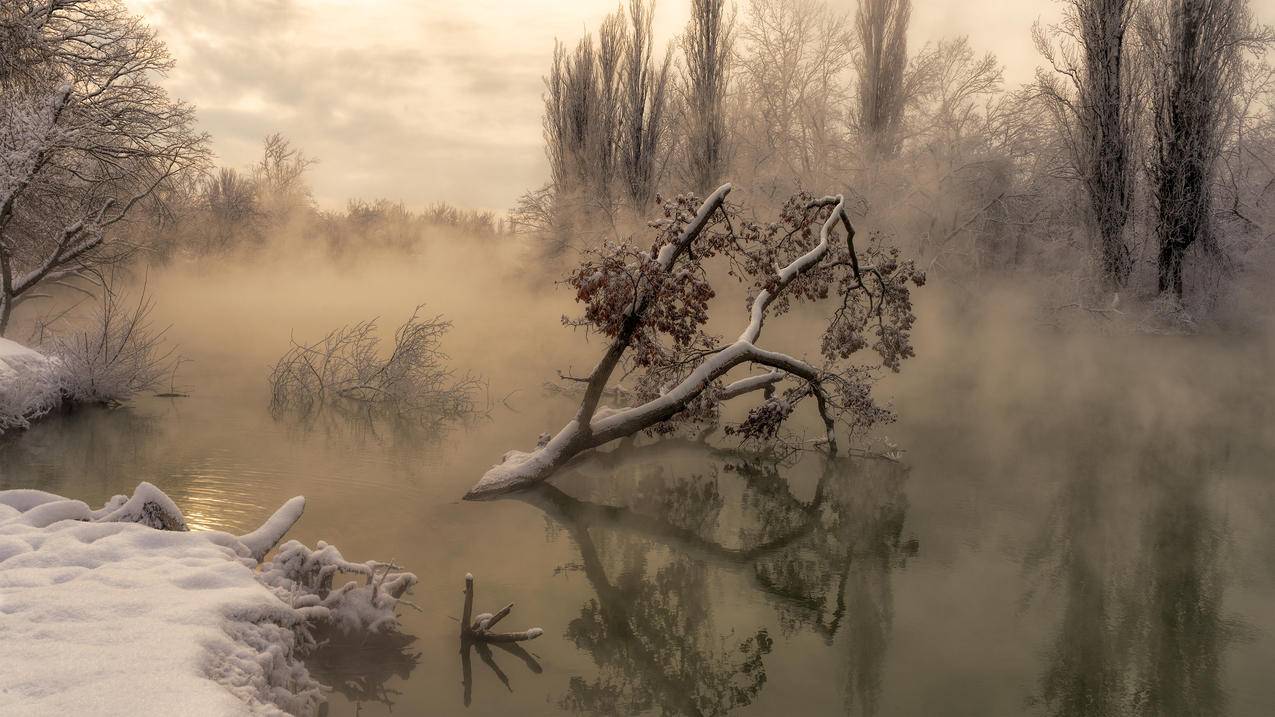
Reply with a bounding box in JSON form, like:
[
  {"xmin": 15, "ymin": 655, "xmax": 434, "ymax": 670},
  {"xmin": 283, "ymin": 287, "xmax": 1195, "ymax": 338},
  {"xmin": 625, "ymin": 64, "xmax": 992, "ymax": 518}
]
[
  {"xmin": 467, "ymin": 184, "xmax": 925, "ymax": 498},
  {"xmin": 237, "ymin": 496, "xmax": 306, "ymax": 562},
  {"xmin": 0, "ymin": 483, "xmax": 417, "ymax": 716}
]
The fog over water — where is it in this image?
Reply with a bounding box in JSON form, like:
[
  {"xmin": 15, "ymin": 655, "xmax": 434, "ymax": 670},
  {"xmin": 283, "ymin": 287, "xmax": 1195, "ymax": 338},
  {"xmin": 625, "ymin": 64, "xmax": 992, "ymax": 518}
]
[
  {"xmin": 3, "ymin": 241, "xmax": 1272, "ymax": 716},
  {"xmin": 6, "ymin": 0, "xmax": 1275, "ymax": 711}
]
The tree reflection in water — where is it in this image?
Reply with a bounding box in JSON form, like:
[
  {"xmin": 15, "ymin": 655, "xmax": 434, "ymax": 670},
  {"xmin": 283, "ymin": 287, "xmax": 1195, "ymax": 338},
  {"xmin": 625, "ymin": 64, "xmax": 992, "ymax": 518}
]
[
  {"xmin": 519, "ymin": 441, "xmax": 916, "ymax": 716},
  {"xmin": 1024, "ymin": 438, "xmax": 1234, "ymax": 717}
]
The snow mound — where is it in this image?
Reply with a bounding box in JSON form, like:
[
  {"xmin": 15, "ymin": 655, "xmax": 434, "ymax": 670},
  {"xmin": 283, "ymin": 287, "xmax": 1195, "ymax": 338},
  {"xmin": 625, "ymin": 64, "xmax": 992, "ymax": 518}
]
[
  {"xmin": 0, "ymin": 483, "xmax": 417, "ymax": 716},
  {"xmin": 0, "ymin": 337, "xmax": 62, "ymax": 433}
]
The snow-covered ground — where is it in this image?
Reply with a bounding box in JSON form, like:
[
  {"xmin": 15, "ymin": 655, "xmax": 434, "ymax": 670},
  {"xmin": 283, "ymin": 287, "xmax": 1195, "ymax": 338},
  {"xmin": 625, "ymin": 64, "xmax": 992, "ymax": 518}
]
[
  {"xmin": 0, "ymin": 337, "xmax": 62, "ymax": 433},
  {"xmin": 0, "ymin": 483, "xmax": 417, "ymax": 716}
]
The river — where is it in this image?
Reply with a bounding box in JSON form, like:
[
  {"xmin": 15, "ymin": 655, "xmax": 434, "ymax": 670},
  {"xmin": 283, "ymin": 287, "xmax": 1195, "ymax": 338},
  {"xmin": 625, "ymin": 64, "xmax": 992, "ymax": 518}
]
[{"xmin": 1, "ymin": 245, "xmax": 1272, "ymax": 716}]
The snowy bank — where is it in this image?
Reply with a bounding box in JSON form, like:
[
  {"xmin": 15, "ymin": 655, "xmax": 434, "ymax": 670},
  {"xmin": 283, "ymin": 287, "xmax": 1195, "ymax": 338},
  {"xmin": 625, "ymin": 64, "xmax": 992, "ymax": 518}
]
[
  {"xmin": 0, "ymin": 337, "xmax": 62, "ymax": 433},
  {"xmin": 0, "ymin": 483, "xmax": 417, "ymax": 716}
]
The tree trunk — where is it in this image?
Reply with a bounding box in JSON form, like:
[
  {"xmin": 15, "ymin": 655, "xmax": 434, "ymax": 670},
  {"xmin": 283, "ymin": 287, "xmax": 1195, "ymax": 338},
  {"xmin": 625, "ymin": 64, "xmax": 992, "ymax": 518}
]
[
  {"xmin": 0, "ymin": 246, "xmax": 13, "ymax": 336},
  {"xmin": 1158, "ymin": 240, "xmax": 1185, "ymax": 298}
]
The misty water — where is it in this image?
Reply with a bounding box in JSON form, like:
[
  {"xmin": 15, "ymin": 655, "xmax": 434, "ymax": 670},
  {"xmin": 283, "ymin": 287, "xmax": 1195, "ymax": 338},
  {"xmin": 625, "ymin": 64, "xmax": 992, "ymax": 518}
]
[{"xmin": 2, "ymin": 246, "xmax": 1273, "ymax": 717}]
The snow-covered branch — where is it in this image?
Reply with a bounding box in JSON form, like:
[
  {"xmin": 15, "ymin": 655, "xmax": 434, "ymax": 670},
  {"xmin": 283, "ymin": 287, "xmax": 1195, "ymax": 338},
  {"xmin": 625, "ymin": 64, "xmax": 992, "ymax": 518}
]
[
  {"xmin": 0, "ymin": 0, "xmax": 208, "ymax": 334},
  {"xmin": 466, "ymin": 185, "xmax": 924, "ymax": 498}
]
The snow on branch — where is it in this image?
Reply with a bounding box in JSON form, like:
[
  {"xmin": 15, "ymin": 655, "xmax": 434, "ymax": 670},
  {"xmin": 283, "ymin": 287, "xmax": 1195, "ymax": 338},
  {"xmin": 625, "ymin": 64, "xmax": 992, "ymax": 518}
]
[
  {"xmin": 259, "ymin": 540, "xmax": 418, "ymax": 636},
  {"xmin": 467, "ymin": 184, "xmax": 925, "ymax": 498},
  {"xmin": 237, "ymin": 496, "xmax": 306, "ymax": 562},
  {"xmin": 0, "ymin": 1, "xmax": 208, "ymax": 335}
]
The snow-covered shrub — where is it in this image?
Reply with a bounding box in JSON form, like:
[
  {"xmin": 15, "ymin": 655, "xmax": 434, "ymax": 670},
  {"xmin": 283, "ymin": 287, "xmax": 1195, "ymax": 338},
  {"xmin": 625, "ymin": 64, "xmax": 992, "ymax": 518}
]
[
  {"xmin": 259, "ymin": 540, "xmax": 418, "ymax": 636},
  {"xmin": 49, "ymin": 285, "xmax": 172, "ymax": 405},
  {"xmin": 0, "ymin": 337, "xmax": 62, "ymax": 433},
  {"xmin": 0, "ymin": 284, "xmax": 175, "ymax": 435}
]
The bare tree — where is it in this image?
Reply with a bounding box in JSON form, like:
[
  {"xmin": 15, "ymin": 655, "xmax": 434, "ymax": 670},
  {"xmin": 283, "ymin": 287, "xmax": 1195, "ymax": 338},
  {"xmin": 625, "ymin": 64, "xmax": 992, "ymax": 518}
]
[
  {"xmin": 903, "ymin": 38, "xmax": 1009, "ymax": 269},
  {"xmin": 618, "ymin": 0, "xmax": 674, "ymax": 213},
  {"xmin": 854, "ymin": 0, "xmax": 912, "ymax": 159},
  {"xmin": 252, "ymin": 133, "xmax": 315, "ymax": 221},
  {"xmin": 1034, "ymin": 0, "xmax": 1140, "ymax": 289},
  {"xmin": 1141, "ymin": 0, "xmax": 1272, "ymax": 297},
  {"xmin": 680, "ymin": 0, "xmax": 736, "ymax": 194},
  {"xmin": 543, "ymin": 31, "xmax": 615, "ymax": 234},
  {"xmin": 544, "ymin": 36, "xmax": 595, "ymax": 223},
  {"xmin": 1217, "ymin": 60, "xmax": 1275, "ymax": 247},
  {"xmin": 916, "ymin": 38, "xmax": 1003, "ymax": 154},
  {"xmin": 537, "ymin": 1, "xmax": 671, "ymax": 246},
  {"xmin": 200, "ymin": 167, "xmax": 261, "ymax": 252},
  {"xmin": 466, "ymin": 184, "xmax": 925, "ymax": 498},
  {"xmin": 594, "ymin": 10, "xmax": 627, "ymax": 203},
  {"xmin": 734, "ymin": 0, "xmax": 856, "ymax": 197},
  {"xmin": 0, "ymin": 0, "xmax": 207, "ymax": 335}
]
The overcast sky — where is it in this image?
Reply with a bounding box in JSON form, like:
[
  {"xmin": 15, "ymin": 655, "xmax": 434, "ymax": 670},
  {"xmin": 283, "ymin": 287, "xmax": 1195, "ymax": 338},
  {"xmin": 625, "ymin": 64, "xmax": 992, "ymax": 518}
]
[{"xmin": 126, "ymin": 0, "xmax": 1272, "ymax": 212}]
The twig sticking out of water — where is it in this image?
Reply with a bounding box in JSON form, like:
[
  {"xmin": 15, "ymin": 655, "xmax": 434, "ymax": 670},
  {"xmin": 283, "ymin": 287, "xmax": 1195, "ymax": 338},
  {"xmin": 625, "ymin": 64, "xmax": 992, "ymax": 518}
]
[{"xmin": 460, "ymin": 573, "xmax": 543, "ymax": 643}]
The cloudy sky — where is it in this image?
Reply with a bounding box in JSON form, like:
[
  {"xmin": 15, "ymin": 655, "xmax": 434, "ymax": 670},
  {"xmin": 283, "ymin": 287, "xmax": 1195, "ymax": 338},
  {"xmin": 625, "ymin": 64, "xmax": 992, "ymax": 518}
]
[{"xmin": 125, "ymin": 0, "xmax": 1271, "ymax": 212}]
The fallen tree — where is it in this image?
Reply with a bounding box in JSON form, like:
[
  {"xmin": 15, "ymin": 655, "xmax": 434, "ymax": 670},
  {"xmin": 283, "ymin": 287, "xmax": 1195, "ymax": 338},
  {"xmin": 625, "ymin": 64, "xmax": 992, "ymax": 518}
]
[{"xmin": 467, "ymin": 183, "xmax": 924, "ymax": 499}]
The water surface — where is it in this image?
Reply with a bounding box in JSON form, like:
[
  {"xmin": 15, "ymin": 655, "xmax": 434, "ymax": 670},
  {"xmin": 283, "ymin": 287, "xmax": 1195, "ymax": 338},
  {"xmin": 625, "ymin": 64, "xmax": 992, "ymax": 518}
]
[{"xmin": 2, "ymin": 252, "xmax": 1272, "ymax": 716}]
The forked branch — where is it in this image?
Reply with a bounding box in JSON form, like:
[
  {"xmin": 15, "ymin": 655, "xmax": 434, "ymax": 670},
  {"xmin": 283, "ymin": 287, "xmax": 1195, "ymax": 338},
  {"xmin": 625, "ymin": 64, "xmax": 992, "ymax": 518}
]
[{"xmin": 466, "ymin": 184, "xmax": 923, "ymax": 499}]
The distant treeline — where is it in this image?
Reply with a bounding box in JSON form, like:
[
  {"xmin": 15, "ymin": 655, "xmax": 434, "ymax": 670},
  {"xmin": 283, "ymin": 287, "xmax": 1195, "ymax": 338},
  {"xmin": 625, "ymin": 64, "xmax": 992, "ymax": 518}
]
[
  {"xmin": 519, "ymin": 0, "xmax": 1275, "ymax": 315},
  {"xmin": 1, "ymin": 1, "xmax": 507, "ymax": 340},
  {"xmin": 126, "ymin": 134, "xmax": 510, "ymax": 262}
]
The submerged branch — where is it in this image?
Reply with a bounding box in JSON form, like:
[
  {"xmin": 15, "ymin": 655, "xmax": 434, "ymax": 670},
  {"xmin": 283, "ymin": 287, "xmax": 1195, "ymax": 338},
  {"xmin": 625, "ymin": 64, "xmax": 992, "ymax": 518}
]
[{"xmin": 269, "ymin": 305, "xmax": 482, "ymax": 425}]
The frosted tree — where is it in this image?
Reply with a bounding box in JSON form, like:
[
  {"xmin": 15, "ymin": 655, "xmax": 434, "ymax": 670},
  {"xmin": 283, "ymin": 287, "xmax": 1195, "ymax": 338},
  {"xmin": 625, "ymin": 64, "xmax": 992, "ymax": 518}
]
[
  {"xmin": 467, "ymin": 184, "xmax": 925, "ymax": 498},
  {"xmin": 853, "ymin": 0, "xmax": 913, "ymax": 160},
  {"xmin": 1034, "ymin": 0, "xmax": 1140, "ymax": 289},
  {"xmin": 734, "ymin": 0, "xmax": 857, "ymax": 197},
  {"xmin": 1141, "ymin": 0, "xmax": 1272, "ymax": 298},
  {"xmin": 1217, "ymin": 60, "xmax": 1275, "ymax": 247},
  {"xmin": 534, "ymin": 0, "xmax": 671, "ymax": 247},
  {"xmin": 0, "ymin": 0, "xmax": 206, "ymax": 334},
  {"xmin": 680, "ymin": 0, "xmax": 735, "ymax": 194},
  {"xmin": 618, "ymin": 0, "xmax": 674, "ymax": 213},
  {"xmin": 252, "ymin": 133, "xmax": 315, "ymax": 222}
]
